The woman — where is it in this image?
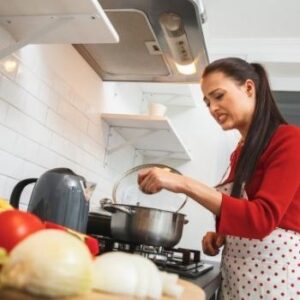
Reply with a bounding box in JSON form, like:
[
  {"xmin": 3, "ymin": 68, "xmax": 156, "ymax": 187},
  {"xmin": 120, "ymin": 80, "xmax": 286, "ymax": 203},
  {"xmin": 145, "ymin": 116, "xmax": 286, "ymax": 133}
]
[{"xmin": 138, "ymin": 57, "xmax": 300, "ymax": 299}]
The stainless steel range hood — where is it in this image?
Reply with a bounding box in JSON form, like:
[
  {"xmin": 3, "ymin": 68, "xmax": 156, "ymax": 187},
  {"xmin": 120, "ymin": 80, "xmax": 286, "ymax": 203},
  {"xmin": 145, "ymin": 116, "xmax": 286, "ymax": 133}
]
[{"xmin": 73, "ymin": 0, "xmax": 208, "ymax": 83}]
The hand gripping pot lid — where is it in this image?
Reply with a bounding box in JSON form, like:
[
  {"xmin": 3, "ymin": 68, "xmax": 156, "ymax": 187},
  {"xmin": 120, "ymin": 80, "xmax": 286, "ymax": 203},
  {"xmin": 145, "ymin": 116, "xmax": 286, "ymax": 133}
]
[{"xmin": 113, "ymin": 164, "xmax": 188, "ymax": 213}]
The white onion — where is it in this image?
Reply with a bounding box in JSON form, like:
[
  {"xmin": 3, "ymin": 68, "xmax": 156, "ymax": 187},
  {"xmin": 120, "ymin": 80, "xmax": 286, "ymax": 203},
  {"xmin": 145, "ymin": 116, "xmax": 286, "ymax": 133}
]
[
  {"xmin": 132, "ymin": 255, "xmax": 162, "ymax": 299},
  {"xmin": 92, "ymin": 252, "xmax": 162, "ymax": 299},
  {"xmin": 160, "ymin": 272, "xmax": 184, "ymax": 298},
  {"xmin": 93, "ymin": 252, "xmax": 139, "ymax": 296},
  {"xmin": 92, "ymin": 252, "xmax": 183, "ymax": 299},
  {"xmin": 0, "ymin": 229, "xmax": 93, "ymax": 297}
]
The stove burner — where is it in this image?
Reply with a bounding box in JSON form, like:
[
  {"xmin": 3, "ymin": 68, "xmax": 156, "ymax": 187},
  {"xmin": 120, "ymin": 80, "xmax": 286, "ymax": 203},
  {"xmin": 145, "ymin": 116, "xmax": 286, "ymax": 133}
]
[
  {"xmin": 93, "ymin": 235, "xmax": 213, "ymax": 278},
  {"xmin": 136, "ymin": 245, "xmax": 200, "ymax": 264}
]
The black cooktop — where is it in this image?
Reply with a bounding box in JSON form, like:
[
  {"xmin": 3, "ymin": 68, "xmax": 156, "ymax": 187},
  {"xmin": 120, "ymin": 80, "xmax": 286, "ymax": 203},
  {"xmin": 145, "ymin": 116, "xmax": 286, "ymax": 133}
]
[{"xmin": 92, "ymin": 235, "xmax": 213, "ymax": 278}]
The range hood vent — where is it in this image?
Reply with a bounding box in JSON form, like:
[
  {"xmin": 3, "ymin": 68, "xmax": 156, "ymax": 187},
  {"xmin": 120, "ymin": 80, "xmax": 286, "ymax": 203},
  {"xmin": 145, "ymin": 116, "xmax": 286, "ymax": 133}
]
[{"xmin": 73, "ymin": 0, "xmax": 209, "ymax": 83}]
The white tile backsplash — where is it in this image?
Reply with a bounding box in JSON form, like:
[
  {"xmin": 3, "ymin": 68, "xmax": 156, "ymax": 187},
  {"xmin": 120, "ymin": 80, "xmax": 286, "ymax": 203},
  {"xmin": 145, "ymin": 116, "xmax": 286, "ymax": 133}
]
[
  {"xmin": 35, "ymin": 146, "xmax": 60, "ymax": 169},
  {"xmin": 68, "ymin": 90, "xmax": 88, "ymax": 114},
  {"xmin": 0, "ymin": 149, "xmax": 25, "ymax": 179},
  {"xmin": 92, "ymin": 119, "xmax": 109, "ymax": 145},
  {"xmin": 13, "ymin": 136, "xmax": 40, "ymax": 161},
  {"xmin": 1, "ymin": 176, "xmax": 19, "ymax": 202},
  {"xmin": 15, "ymin": 63, "xmax": 40, "ymax": 98},
  {"xmin": 23, "ymin": 92, "xmax": 48, "ymax": 123},
  {"xmin": 46, "ymin": 109, "xmax": 66, "ymax": 134},
  {"xmin": 49, "ymin": 132, "xmax": 72, "ymax": 158},
  {"xmin": 79, "ymin": 132, "xmax": 103, "ymax": 160},
  {"xmin": 0, "ymin": 124, "xmax": 17, "ymax": 153},
  {"xmin": 6, "ymin": 106, "xmax": 51, "ymax": 146},
  {"xmin": 63, "ymin": 122, "xmax": 83, "ymax": 145},
  {"xmin": 36, "ymin": 80, "xmax": 59, "ymax": 111},
  {"xmin": 20, "ymin": 161, "xmax": 45, "ymax": 179},
  {"xmin": 0, "ymin": 75, "xmax": 27, "ymax": 110},
  {"xmin": 58, "ymin": 100, "xmax": 89, "ymax": 133},
  {"xmin": 0, "ymin": 44, "xmax": 142, "ymax": 211},
  {"xmin": 0, "ymin": 175, "xmax": 6, "ymax": 196},
  {"xmin": 0, "ymin": 99, "xmax": 8, "ymax": 122}
]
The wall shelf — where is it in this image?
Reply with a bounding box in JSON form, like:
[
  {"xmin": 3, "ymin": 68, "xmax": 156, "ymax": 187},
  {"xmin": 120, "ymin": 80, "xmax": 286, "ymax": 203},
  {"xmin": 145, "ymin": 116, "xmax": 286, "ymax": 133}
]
[
  {"xmin": 139, "ymin": 83, "xmax": 198, "ymax": 107},
  {"xmin": 101, "ymin": 113, "xmax": 192, "ymax": 161},
  {"xmin": 0, "ymin": 0, "xmax": 119, "ymax": 59},
  {"xmin": 143, "ymin": 92, "xmax": 197, "ymax": 107}
]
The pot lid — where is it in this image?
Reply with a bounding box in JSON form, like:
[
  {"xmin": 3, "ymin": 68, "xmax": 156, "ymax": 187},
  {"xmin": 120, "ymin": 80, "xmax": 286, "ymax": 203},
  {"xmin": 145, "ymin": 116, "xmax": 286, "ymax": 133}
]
[{"xmin": 112, "ymin": 163, "xmax": 188, "ymax": 212}]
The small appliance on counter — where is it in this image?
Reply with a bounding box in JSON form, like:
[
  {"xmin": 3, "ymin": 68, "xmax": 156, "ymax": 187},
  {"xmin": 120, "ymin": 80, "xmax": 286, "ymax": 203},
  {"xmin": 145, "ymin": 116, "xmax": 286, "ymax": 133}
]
[{"xmin": 10, "ymin": 168, "xmax": 96, "ymax": 233}]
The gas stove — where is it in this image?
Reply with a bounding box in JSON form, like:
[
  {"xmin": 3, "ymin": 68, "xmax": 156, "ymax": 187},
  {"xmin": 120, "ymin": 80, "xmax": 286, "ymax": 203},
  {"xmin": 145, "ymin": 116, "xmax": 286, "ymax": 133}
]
[{"xmin": 93, "ymin": 235, "xmax": 213, "ymax": 278}]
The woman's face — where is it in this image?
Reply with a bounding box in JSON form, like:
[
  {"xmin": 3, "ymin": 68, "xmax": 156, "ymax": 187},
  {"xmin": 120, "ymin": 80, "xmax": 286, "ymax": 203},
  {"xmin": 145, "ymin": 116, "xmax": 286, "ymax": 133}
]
[{"xmin": 201, "ymin": 71, "xmax": 256, "ymax": 136}]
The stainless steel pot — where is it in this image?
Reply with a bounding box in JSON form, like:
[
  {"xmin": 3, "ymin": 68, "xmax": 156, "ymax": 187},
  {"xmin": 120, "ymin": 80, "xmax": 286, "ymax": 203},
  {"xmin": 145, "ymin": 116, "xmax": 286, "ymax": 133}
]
[{"xmin": 103, "ymin": 164, "xmax": 188, "ymax": 248}]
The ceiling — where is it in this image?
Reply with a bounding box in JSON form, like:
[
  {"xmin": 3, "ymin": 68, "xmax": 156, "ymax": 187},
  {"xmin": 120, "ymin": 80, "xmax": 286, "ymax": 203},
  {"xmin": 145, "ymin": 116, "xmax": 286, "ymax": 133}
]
[
  {"xmin": 140, "ymin": 0, "xmax": 300, "ymax": 123},
  {"xmin": 202, "ymin": 0, "xmax": 300, "ymax": 92},
  {"xmin": 202, "ymin": 0, "xmax": 300, "ymax": 124}
]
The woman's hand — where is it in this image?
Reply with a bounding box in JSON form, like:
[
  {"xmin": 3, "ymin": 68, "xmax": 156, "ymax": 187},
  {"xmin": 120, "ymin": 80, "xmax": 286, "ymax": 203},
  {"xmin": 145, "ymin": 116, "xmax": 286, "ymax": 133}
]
[
  {"xmin": 202, "ymin": 231, "xmax": 225, "ymax": 256},
  {"xmin": 138, "ymin": 167, "xmax": 222, "ymax": 216},
  {"xmin": 137, "ymin": 167, "xmax": 185, "ymax": 194}
]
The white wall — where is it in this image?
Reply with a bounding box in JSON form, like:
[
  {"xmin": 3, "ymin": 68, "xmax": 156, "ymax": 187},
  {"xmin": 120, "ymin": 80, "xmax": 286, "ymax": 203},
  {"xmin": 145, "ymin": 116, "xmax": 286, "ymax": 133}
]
[
  {"xmin": 0, "ymin": 44, "xmax": 238, "ymax": 262},
  {"xmin": 0, "ymin": 44, "xmax": 142, "ymax": 211}
]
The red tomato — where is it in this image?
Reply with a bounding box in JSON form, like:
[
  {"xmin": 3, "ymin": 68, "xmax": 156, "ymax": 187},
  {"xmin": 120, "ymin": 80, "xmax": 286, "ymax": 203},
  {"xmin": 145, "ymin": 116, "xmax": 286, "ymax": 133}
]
[{"xmin": 0, "ymin": 210, "xmax": 44, "ymax": 252}]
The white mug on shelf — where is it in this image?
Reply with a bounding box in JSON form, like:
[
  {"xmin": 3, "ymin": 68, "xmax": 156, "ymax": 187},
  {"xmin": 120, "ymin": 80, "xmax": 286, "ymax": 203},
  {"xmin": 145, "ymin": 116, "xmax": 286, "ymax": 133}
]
[{"xmin": 148, "ymin": 102, "xmax": 167, "ymax": 117}]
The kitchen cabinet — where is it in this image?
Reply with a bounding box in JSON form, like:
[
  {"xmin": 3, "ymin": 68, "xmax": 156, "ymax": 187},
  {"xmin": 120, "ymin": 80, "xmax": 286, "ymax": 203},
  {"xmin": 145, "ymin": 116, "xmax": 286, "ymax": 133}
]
[
  {"xmin": 101, "ymin": 113, "xmax": 192, "ymax": 164},
  {"xmin": 0, "ymin": 0, "xmax": 119, "ymax": 59}
]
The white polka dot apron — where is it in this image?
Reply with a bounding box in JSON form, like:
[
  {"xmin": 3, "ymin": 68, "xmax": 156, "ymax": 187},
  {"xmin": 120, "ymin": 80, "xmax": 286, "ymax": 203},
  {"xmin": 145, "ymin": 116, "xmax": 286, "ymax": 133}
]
[{"xmin": 216, "ymin": 182, "xmax": 300, "ymax": 300}]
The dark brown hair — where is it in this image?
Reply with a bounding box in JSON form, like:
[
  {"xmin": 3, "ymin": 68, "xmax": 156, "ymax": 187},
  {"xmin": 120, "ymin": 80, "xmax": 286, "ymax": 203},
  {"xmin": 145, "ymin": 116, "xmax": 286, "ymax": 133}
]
[{"xmin": 202, "ymin": 57, "xmax": 287, "ymax": 197}]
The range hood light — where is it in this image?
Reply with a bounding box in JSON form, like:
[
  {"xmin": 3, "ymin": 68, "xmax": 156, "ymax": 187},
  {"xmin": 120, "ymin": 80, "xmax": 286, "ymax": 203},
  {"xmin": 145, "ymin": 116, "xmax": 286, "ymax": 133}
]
[
  {"xmin": 159, "ymin": 13, "xmax": 196, "ymax": 74},
  {"xmin": 3, "ymin": 58, "xmax": 18, "ymax": 74},
  {"xmin": 175, "ymin": 62, "xmax": 196, "ymax": 75}
]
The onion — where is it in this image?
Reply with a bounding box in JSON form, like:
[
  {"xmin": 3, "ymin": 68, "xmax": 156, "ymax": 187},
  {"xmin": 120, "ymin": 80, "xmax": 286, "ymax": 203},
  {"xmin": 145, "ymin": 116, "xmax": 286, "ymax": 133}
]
[
  {"xmin": 92, "ymin": 252, "xmax": 183, "ymax": 299},
  {"xmin": 92, "ymin": 252, "xmax": 139, "ymax": 296},
  {"xmin": 92, "ymin": 252, "xmax": 162, "ymax": 299},
  {"xmin": 160, "ymin": 272, "xmax": 184, "ymax": 298},
  {"xmin": 0, "ymin": 229, "xmax": 93, "ymax": 297}
]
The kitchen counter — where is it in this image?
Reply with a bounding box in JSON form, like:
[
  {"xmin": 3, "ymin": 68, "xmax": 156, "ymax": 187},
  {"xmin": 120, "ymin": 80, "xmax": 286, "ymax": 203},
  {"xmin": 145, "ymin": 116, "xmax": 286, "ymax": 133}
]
[
  {"xmin": 186, "ymin": 260, "xmax": 221, "ymax": 300},
  {"xmin": 0, "ymin": 261, "xmax": 220, "ymax": 300},
  {"xmin": 0, "ymin": 279, "xmax": 205, "ymax": 300}
]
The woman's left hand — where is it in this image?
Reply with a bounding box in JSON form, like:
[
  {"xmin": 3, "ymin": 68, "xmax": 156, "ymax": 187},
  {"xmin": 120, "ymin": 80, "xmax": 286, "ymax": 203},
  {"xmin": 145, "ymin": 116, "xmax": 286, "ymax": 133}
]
[{"xmin": 137, "ymin": 167, "xmax": 185, "ymax": 194}]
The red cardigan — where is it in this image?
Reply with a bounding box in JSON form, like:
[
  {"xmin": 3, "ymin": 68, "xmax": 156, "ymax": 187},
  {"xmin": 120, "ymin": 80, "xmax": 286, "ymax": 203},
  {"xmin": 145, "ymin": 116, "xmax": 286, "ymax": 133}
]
[{"xmin": 217, "ymin": 124, "xmax": 300, "ymax": 239}]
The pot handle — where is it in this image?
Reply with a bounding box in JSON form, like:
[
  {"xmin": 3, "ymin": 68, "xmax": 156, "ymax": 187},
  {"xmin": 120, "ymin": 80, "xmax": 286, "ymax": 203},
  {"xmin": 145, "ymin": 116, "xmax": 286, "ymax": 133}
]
[
  {"xmin": 102, "ymin": 201, "xmax": 133, "ymax": 215},
  {"xmin": 112, "ymin": 163, "xmax": 188, "ymax": 213}
]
